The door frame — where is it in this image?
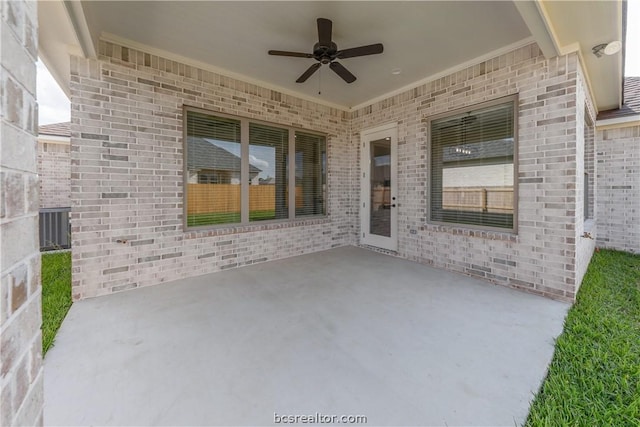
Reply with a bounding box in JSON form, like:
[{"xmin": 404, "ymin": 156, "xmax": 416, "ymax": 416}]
[{"xmin": 360, "ymin": 123, "xmax": 398, "ymax": 251}]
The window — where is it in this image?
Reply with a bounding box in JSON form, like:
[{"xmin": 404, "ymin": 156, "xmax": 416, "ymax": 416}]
[
  {"xmin": 186, "ymin": 112, "xmax": 241, "ymax": 226},
  {"xmin": 249, "ymin": 123, "xmax": 289, "ymax": 222},
  {"xmin": 583, "ymin": 109, "xmax": 594, "ymax": 221},
  {"xmin": 184, "ymin": 108, "xmax": 327, "ymax": 228},
  {"xmin": 429, "ymin": 96, "xmax": 517, "ymax": 231},
  {"xmin": 295, "ymin": 132, "xmax": 326, "ymax": 216}
]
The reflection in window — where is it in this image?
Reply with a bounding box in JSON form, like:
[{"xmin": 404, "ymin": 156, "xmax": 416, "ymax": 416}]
[
  {"xmin": 249, "ymin": 123, "xmax": 289, "ymax": 221},
  {"xmin": 430, "ymin": 99, "xmax": 516, "ymax": 230},
  {"xmin": 186, "ymin": 111, "xmax": 241, "ymax": 226},
  {"xmin": 185, "ymin": 108, "xmax": 327, "ymax": 228},
  {"xmin": 295, "ymin": 132, "xmax": 326, "ymax": 217},
  {"xmin": 370, "ymin": 139, "xmax": 391, "ymax": 237}
]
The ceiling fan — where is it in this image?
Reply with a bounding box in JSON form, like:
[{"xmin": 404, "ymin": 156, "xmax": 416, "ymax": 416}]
[{"xmin": 268, "ymin": 18, "xmax": 384, "ymax": 84}]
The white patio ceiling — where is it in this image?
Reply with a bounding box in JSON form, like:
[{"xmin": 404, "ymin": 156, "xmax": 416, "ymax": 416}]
[{"xmin": 39, "ymin": 1, "xmax": 624, "ymax": 111}]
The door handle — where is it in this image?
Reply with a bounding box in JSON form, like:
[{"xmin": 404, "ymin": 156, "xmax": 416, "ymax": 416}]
[{"xmin": 391, "ymin": 204, "xmax": 396, "ymax": 208}]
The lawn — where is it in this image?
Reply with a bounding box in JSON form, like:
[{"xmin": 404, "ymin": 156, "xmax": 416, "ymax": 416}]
[
  {"xmin": 526, "ymin": 249, "xmax": 640, "ymax": 426},
  {"xmin": 41, "ymin": 251, "xmax": 72, "ymax": 355}
]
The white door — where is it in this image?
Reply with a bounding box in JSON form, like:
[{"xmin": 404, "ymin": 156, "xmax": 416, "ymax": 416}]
[{"xmin": 361, "ymin": 124, "xmax": 398, "ymax": 251}]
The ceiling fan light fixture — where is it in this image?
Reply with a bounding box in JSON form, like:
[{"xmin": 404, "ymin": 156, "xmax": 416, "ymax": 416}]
[
  {"xmin": 592, "ymin": 40, "xmax": 622, "ymax": 58},
  {"xmin": 604, "ymin": 40, "xmax": 622, "ymax": 55}
]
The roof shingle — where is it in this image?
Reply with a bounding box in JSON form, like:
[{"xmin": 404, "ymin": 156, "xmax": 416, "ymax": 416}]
[
  {"xmin": 187, "ymin": 137, "xmax": 261, "ymax": 176},
  {"xmin": 597, "ymin": 77, "xmax": 640, "ymax": 121},
  {"xmin": 38, "ymin": 122, "xmax": 71, "ymax": 137}
]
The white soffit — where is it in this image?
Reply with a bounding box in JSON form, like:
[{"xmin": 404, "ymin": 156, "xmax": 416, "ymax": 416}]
[
  {"xmin": 37, "ymin": 0, "xmax": 85, "ymax": 97},
  {"xmin": 537, "ymin": 0, "xmax": 623, "ymax": 111},
  {"xmin": 39, "ymin": 1, "xmax": 623, "ymax": 111},
  {"xmin": 48, "ymin": 1, "xmax": 530, "ymax": 109}
]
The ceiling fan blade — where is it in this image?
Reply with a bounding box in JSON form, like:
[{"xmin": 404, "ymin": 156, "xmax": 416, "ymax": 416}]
[
  {"xmin": 268, "ymin": 50, "xmax": 314, "ymax": 58},
  {"xmin": 296, "ymin": 63, "xmax": 322, "ymax": 83},
  {"xmin": 329, "ymin": 62, "xmax": 356, "ymax": 83},
  {"xmin": 337, "ymin": 43, "xmax": 384, "ymax": 59},
  {"xmin": 317, "ymin": 18, "xmax": 332, "ymax": 46}
]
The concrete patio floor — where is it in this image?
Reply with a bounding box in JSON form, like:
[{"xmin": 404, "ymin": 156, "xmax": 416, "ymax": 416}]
[{"xmin": 44, "ymin": 246, "xmax": 568, "ymax": 426}]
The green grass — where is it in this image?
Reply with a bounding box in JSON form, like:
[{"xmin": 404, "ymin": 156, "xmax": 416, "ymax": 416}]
[
  {"xmin": 187, "ymin": 210, "xmax": 277, "ymax": 226},
  {"xmin": 41, "ymin": 251, "xmax": 72, "ymax": 355},
  {"xmin": 526, "ymin": 249, "xmax": 640, "ymax": 426}
]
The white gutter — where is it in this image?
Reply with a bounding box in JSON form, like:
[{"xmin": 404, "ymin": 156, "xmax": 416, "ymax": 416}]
[
  {"xmin": 596, "ymin": 114, "xmax": 640, "ymax": 129},
  {"xmin": 38, "ymin": 135, "xmax": 71, "ymax": 145}
]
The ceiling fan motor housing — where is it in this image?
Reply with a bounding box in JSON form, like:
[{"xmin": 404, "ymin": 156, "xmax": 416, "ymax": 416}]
[
  {"xmin": 313, "ymin": 42, "xmax": 338, "ymax": 64},
  {"xmin": 268, "ymin": 18, "xmax": 383, "ymax": 84}
]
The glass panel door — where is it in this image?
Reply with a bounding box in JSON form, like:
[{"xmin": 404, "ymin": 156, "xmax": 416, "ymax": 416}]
[
  {"xmin": 361, "ymin": 125, "xmax": 397, "ymax": 251},
  {"xmin": 370, "ymin": 139, "xmax": 391, "ymax": 237}
]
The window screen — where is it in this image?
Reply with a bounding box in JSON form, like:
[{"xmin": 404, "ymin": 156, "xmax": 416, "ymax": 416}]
[
  {"xmin": 249, "ymin": 123, "xmax": 289, "ymax": 221},
  {"xmin": 295, "ymin": 132, "xmax": 326, "ymax": 216},
  {"xmin": 430, "ymin": 100, "xmax": 515, "ymax": 230},
  {"xmin": 186, "ymin": 111, "xmax": 241, "ymax": 226}
]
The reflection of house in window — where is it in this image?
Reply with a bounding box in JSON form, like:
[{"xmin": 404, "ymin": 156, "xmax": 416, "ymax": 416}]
[
  {"xmin": 430, "ymin": 98, "xmax": 516, "ymax": 230},
  {"xmin": 371, "ymin": 142, "xmax": 391, "ymax": 211},
  {"xmin": 187, "ymin": 137, "xmax": 261, "ymax": 184},
  {"xmin": 442, "ymin": 138, "xmax": 514, "ymax": 214}
]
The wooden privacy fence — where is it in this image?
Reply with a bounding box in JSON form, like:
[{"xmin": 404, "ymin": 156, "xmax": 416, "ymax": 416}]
[
  {"xmin": 188, "ymin": 184, "xmax": 303, "ymax": 214},
  {"xmin": 443, "ymin": 186, "xmax": 513, "ymax": 213}
]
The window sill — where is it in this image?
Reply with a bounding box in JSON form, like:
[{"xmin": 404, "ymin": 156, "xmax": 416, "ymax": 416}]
[
  {"xmin": 422, "ymin": 223, "xmax": 518, "ymax": 242},
  {"xmin": 184, "ymin": 216, "xmax": 330, "ymax": 239}
]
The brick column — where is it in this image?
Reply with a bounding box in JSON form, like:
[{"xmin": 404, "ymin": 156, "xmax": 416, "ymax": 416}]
[{"xmin": 0, "ymin": 0, "xmax": 44, "ymax": 425}]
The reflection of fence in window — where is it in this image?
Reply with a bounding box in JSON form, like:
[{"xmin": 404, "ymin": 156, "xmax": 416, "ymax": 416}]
[
  {"xmin": 371, "ymin": 186, "xmax": 391, "ymax": 210},
  {"xmin": 442, "ymin": 186, "xmax": 513, "ymax": 213},
  {"xmin": 187, "ymin": 184, "xmax": 304, "ymax": 215}
]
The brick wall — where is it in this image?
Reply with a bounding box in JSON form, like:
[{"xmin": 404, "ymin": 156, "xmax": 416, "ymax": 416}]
[
  {"xmin": 71, "ymin": 39, "xmax": 597, "ymax": 302},
  {"xmin": 352, "ymin": 43, "xmax": 589, "ymax": 301},
  {"xmin": 37, "ymin": 140, "xmax": 71, "ymax": 208},
  {"xmin": 575, "ymin": 65, "xmax": 597, "ymax": 290},
  {"xmin": 596, "ymin": 125, "xmax": 640, "ymax": 253},
  {"xmin": 70, "ymin": 41, "xmax": 355, "ymax": 299},
  {"xmin": 0, "ymin": 0, "xmax": 44, "ymax": 425}
]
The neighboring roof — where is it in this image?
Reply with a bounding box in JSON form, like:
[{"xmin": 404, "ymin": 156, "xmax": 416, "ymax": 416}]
[
  {"xmin": 597, "ymin": 77, "xmax": 640, "ymax": 121},
  {"xmin": 38, "ymin": 122, "xmax": 71, "ymax": 137},
  {"xmin": 187, "ymin": 137, "xmax": 261, "ymax": 176}
]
